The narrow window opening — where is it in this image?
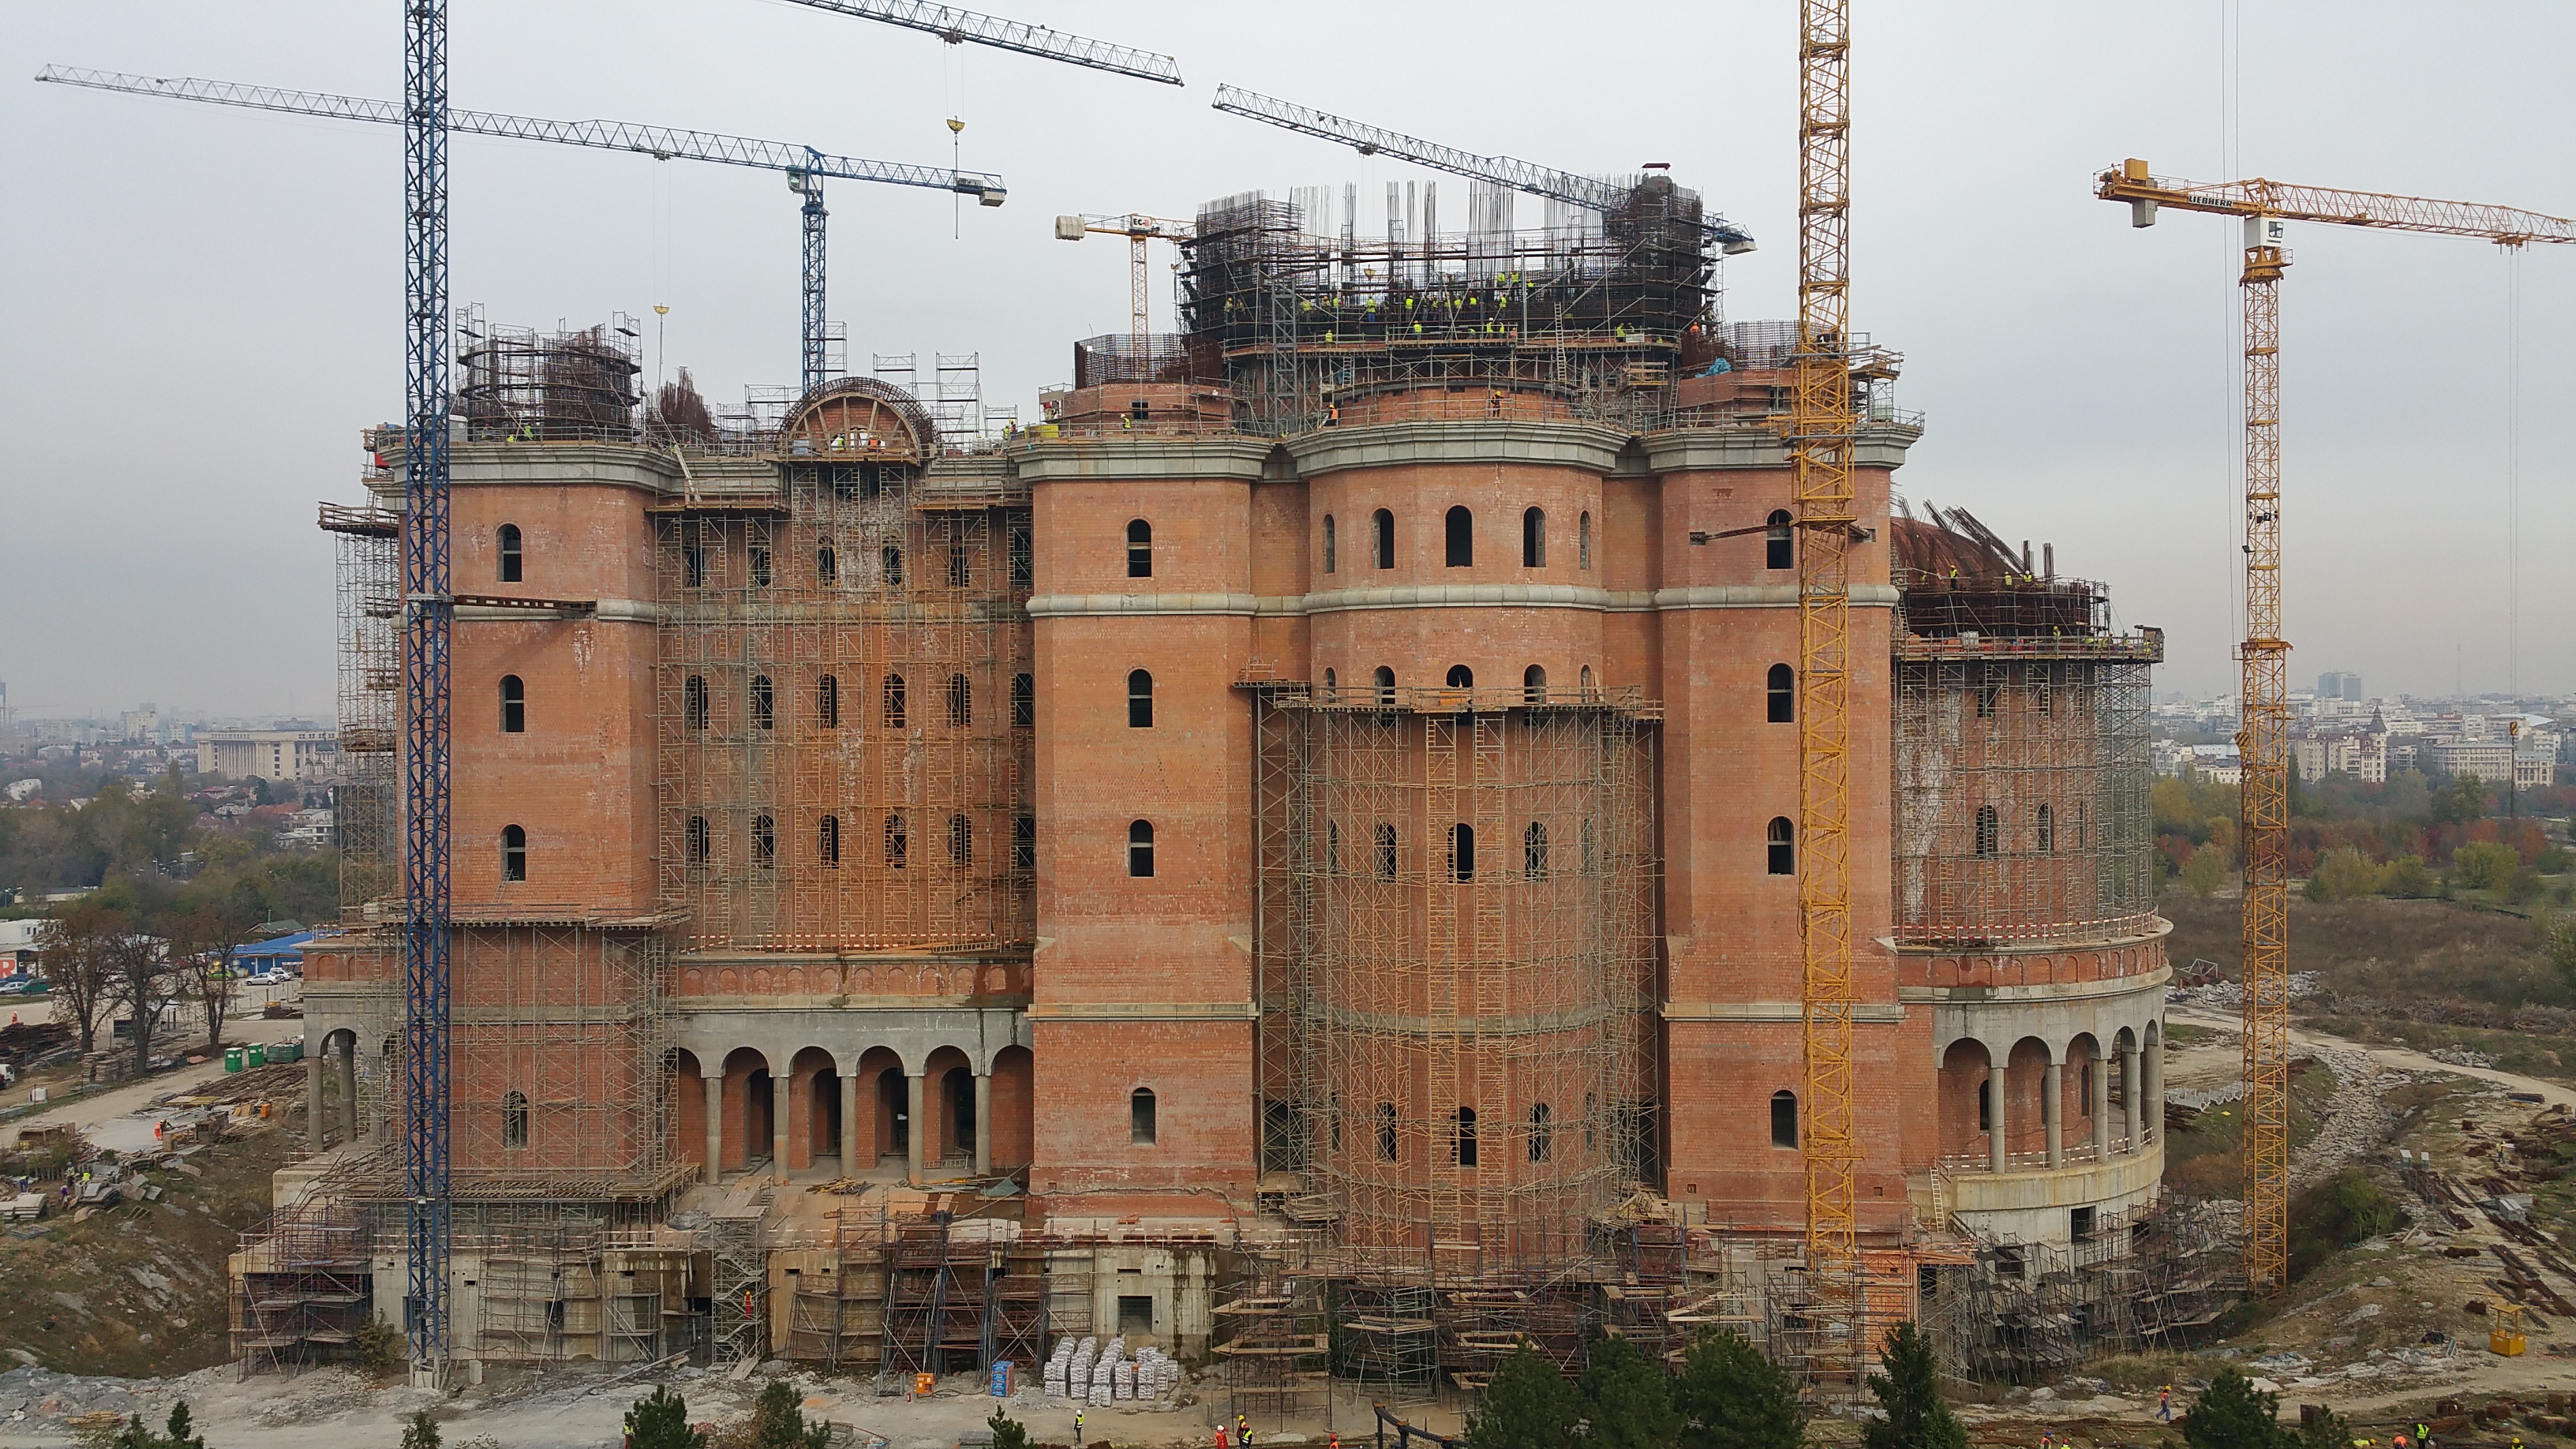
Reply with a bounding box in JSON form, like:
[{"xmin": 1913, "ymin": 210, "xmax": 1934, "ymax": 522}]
[
  {"xmin": 1525, "ymin": 821, "xmax": 1549, "ymax": 880},
  {"xmin": 682, "ymin": 541, "xmax": 705, "ymax": 588},
  {"xmin": 1126, "ymin": 519, "xmax": 1152, "ymax": 578},
  {"xmin": 497, "ymin": 523, "xmax": 522, "ymax": 583},
  {"xmin": 1012, "ymin": 673, "xmax": 1035, "ymax": 728},
  {"xmin": 1009, "ymin": 524, "xmax": 1032, "ymax": 586},
  {"xmin": 1372, "ymin": 665, "xmax": 1396, "ymax": 706},
  {"xmin": 1374, "ymin": 822, "xmax": 1398, "ymax": 881},
  {"xmin": 503, "ymin": 1090, "xmax": 528, "ymax": 1149},
  {"xmin": 687, "ymin": 815, "xmax": 709, "ymax": 867},
  {"xmin": 1323, "ymin": 668, "xmax": 1338, "ymax": 699},
  {"xmin": 1522, "ymin": 507, "xmax": 1546, "ymax": 567},
  {"xmin": 1771, "ymin": 1090, "xmax": 1799, "ymax": 1148},
  {"xmin": 751, "ymin": 675, "xmax": 774, "ymax": 731},
  {"xmin": 1128, "ymin": 820, "xmax": 1155, "ymax": 878},
  {"xmin": 817, "ymin": 673, "xmax": 841, "ymax": 729},
  {"xmin": 945, "ymin": 672, "xmax": 971, "ymax": 728},
  {"xmin": 883, "ymin": 673, "xmax": 907, "ymax": 729},
  {"xmin": 752, "ymin": 814, "xmax": 775, "ymax": 867},
  {"xmin": 1446, "ymin": 665, "xmax": 1473, "ymax": 691},
  {"xmin": 1579, "ymin": 665, "xmax": 1595, "ymax": 698},
  {"xmin": 1013, "ymin": 814, "xmax": 1035, "ymax": 874},
  {"xmin": 1377, "ymin": 1103, "xmax": 1398, "ymax": 1162},
  {"xmin": 881, "ymin": 544, "xmax": 904, "ymax": 588},
  {"xmin": 1449, "ymin": 823, "xmax": 1476, "ymax": 882},
  {"xmin": 1767, "ymin": 816, "xmax": 1795, "ymax": 875},
  {"xmin": 1372, "ymin": 508, "xmax": 1395, "ymax": 570},
  {"xmin": 684, "ymin": 674, "xmax": 709, "ymax": 730},
  {"xmin": 1453, "ymin": 1107, "xmax": 1479, "ymax": 1167},
  {"xmin": 500, "ymin": 675, "xmax": 525, "ymax": 734},
  {"xmin": 1529, "ymin": 1103, "xmax": 1552, "ymax": 1163},
  {"xmin": 2071, "ymin": 1205, "xmax": 2096, "ymax": 1243},
  {"xmin": 885, "ymin": 813, "xmax": 908, "ymax": 869},
  {"xmin": 1323, "ymin": 515, "xmax": 1336, "ymax": 574},
  {"xmin": 1523, "ymin": 665, "xmax": 1547, "ymax": 704},
  {"xmin": 946, "ymin": 543, "xmax": 970, "ymax": 589},
  {"xmin": 817, "ymin": 543, "xmax": 837, "ymax": 586},
  {"xmin": 2036, "ymin": 803, "xmax": 2054, "ymax": 853},
  {"xmin": 1444, "ymin": 506, "xmax": 1473, "ymax": 567},
  {"xmin": 819, "ymin": 814, "xmax": 841, "ymax": 867},
  {"xmin": 1765, "ymin": 509, "xmax": 1793, "ymax": 570},
  {"xmin": 501, "ymin": 824, "xmax": 526, "ymax": 882},
  {"xmin": 1327, "ymin": 821, "xmax": 1341, "ymax": 875},
  {"xmin": 1578, "ymin": 511, "xmax": 1593, "ymax": 571},
  {"xmin": 946, "ymin": 814, "xmax": 972, "ymax": 867},
  {"xmin": 1767, "ymin": 664, "xmax": 1795, "ymax": 723},
  {"xmin": 1582, "ymin": 818, "xmax": 1596, "ymax": 876},
  {"xmin": 1979, "ymin": 1078, "xmax": 1992, "ymax": 1132},
  {"xmin": 1130, "ymin": 1088, "xmax": 1157, "ymax": 1146},
  {"xmin": 1129, "ymin": 670, "xmax": 1155, "ymax": 728},
  {"xmin": 1975, "ymin": 804, "xmax": 1999, "ymax": 858},
  {"xmin": 748, "ymin": 543, "xmax": 771, "ymax": 588}
]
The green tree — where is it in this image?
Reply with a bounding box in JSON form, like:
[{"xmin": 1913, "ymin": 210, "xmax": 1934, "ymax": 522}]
[
  {"xmin": 2181, "ymin": 841, "xmax": 2229, "ymax": 897},
  {"xmin": 2453, "ymin": 840, "xmax": 2520, "ymax": 890},
  {"xmin": 1676, "ymin": 1326, "xmax": 1803, "ymax": 1449},
  {"xmin": 2431, "ymin": 775, "xmax": 2492, "ymax": 825},
  {"xmin": 2304, "ymin": 847, "xmax": 2380, "ymax": 902},
  {"xmin": 1460, "ymin": 1342, "xmax": 1582, "ymax": 1449},
  {"xmin": 2545, "ymin": 915, "xmax": 2576, "ymax": 990},
  {"xmin": 1578, "ymin": 1328, "xmax": 1681, "ymax": 1449},
  {"xmin": 2381, "ymin": 854, "xmax": 2436, "ymax": 898},
  {"xmin": 400, "ymin": 1410, "xmax": 441, "ymax": 1449},
  {"xmin": 108, "ymin": 1401, "xmax": 206, "ymax": 1449},
  {"xmin": 627, "ymin": 1386, "xmax": 707, "ymax": 1449},
  {"xmin": 1863, "ymin": 1323, "xmax": 1964, "ymax": 1449},
  {"xmin": 743, "ymin": 1380, "xmax": 831, "ymax": 1449},
  {"xmin": 2294, "ymin": 1405, "xmax": 2353, "ymax": 1449},
  {"xmin": 986, "ymin": 1407, "xmax": 1031, "ymax": 1449},
  {"xmin": 2180, "ymin": 1368, "xmax": 2282, "ymax": 1449}
]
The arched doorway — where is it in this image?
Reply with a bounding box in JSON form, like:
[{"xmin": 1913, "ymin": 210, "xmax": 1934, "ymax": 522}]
[
  {"xmin": 944, "ymin": 1067, "xmax": 977, "ymax": 1156},
  {"xmin": 989, "ymin": 1044, "xmax": 1034, "ymax": 1171},
  {"xmin": 878, "ymin": 1069, "xmax": 910, "ymax": 1159},
  {"xmin": 745, "ymin": 1067, "xmax": 775, "ymax": 1168},
  {"xmin": 811, "ymin": 1064, "xmax": 843, "ymax": 1170},
  {"xmin": 788, "ymin": 1046, "xmax": 837, "ymax": 1173}
]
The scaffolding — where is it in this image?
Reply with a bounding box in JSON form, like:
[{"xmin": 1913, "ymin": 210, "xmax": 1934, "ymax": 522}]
[
  {"xmin": 1184, "ymin": 178, "xmax": 1729, "ymax": 436},
  {"xmin": 1925, "ymin": 1194, "xmax": 2241, "ymax": 1383},
  {"xmin": 320, "ymin": 497, "xmax": 399, "ymax": 917},
  {"xmin": 784, "ymin": 1200, "xmax": 890, "ymax": 1370},
  {"xmin": 231, "ymin": 1192, "xmax": 372, "ymax": 1376},
  {"xmin": 656, "ymin": 378, "xmax": 1035, "ymax": 961},
  {"xmin": 454, "ymin": 306, "xmax": 642, "ymax": 441}
]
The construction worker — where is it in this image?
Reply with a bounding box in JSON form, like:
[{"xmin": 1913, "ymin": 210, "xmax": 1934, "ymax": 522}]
[
  {"xmin": 1074, "ymin": 1409, "xmax": 1083, "ymax": 1446},
  {"xmin": 1213, "ymin": 1427, "xmax": 1230, "ymax": 1449},
  {"xmin": 1237, "ymin": 1412, "xmax": 1250, "ymax": 1447},
  {"xmin": 2158, "ymin": 1385, "xmax": 2173, "ymax": 1421}
]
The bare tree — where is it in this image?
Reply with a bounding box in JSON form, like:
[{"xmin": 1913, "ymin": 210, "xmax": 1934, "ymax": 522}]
[
  {"xmin": 33, "ymin": 900, "xmax": 120, "ymax": 1055},
  {"xmin": 109, "ymin": 930, "xmax": 182, "ymax": 1078},
  {"xmin": 167, "ymin": 904, "xmax": 252, "ymax": 1052}
]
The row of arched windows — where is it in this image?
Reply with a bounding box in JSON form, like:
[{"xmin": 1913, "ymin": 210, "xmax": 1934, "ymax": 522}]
[
  {"xmin": 678, "ymin": 672, "xmax": 1033, "ymax": 732},
  {"xmin": 1321, "ymin": 507, "xmax": 1596, "ymax": 574},
  {"xmin": 1970, "ymin": 802, "xmax": 2080, "ymax": 856},
  {"xmin": 673, "ymin": 810, "xmax": 1028, "ymax": 873},
  {"xmin": 670, "ymin": 537, "xmax": 1024, "ymax": 592}
]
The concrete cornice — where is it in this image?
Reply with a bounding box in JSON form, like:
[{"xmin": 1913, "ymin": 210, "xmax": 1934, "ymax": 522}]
[
  {"xmin": 1027, "ymin": 1002, "xmax": 1258, "ymax": 1022},
  {"xmin": 1662, "ymin": 1000, "xmax": 1908, "ymax": 1024},
  {"xmin": 1888, "ymin": 917, "xmax": 2174, "ymax": 958},
  {"xmin": 1027, "ymin": 593, "xmax": 1260, "ymax": 619},
  {"xmin": 1013, "ymin": 436, "xmax": 1274, "ymax": 484},
  {"xmin": 1899, "ymin": 964, "xmax": 2173, "ymax": 1008},
  {"xmin": 453, "ymin": 597, "xmax": 660, "ymax": 623},
  {"xmin": 1653, "ymin": 583, "xmax": 1900, "ymax": 611},
  {"xmin": 1026, "ymin": 582, "xmax": 1902, "ymax": 619},
  {"xmin": 1285, "ymin": 419, "xmax": 1631, "ymax": 478},
  {"xmin": 1302, "ymin": 582, "xmax": 1645, "ymax": 614},
  {"xmin": 1643, "ymin": 421, "xmax": 1924, "ymax": 473}
]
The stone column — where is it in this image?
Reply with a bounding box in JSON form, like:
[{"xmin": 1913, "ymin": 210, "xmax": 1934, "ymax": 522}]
[
  {"xmin": 1985, "ymin": 1058, "xmax": 2005, "ymax": 1173},
  {"xmin": 306, "ymin": 1053, "xmax": 326, "ymax": 1151},
  {"xmin": 973, "ymin": 1070, "xmax": 993, "ymax": 1178},
  {"xmin": 2121, "ymin": 1046, "xmax": 2142, "ymax": 1152},
  {"xmin": 906, "ymin": 1073, "xmax": 927, "ymax": 1186},
  {"xmin": 2091, "ymin": 1049, "xmax": 2111, "ymax": 1159},
  {"xmin": 2044, "ymin": 1060, "xmax": 2065, "ymax": 1168},
  {"xmin": 702, "ymin": 1073, "xmax": 724, "ymax": 1184},
  {"xmin": 2143, "ymin": 1029, "xmax": 2163, "ymax": 1147},
  {"xmin": 337, "ymin": 1039, "xmax": 359, "ymax": 1143},
  {"xmin": 771, "ymin": 1073, "xmax": 792, "ymax": 1181},
  {"xmin": 840, "ymin": 1072, "xmax": 861, "ymax": 1175}
]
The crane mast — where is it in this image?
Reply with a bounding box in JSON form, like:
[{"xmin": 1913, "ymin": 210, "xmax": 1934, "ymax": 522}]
[
  {"xmin": 1792, "ymin": 0, "xmax": 1863, "ymax": 1374},
  {"xmin": 2097, "ymin": 158, "xmax": 2574, "ymax": 1297}
]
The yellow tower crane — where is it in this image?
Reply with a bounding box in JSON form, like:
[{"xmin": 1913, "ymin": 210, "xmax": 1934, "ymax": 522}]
[
  {"xmin": 1054, "ymin": 212, "xmax": 1197, "ymax": 364},
  {"xmin": 2096, "ymin": 159, "xmax": 2574, "ymax": 1296},
  {"xmin": 1792, "ymin": 0, "xmax": 1863, "ymax": 1374}
]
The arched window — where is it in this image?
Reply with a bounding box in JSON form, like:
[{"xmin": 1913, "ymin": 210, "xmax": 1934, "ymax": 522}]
[
  {"xmin": 817, "ymin": 674, "xmax": 841, "ymax": 729},
  {"xmin": 1127, "ymin": 519, "xmax": 1153, "ymax": 578},
  {"xmin": 2036, "ymin": 803, "xmax": 2055, "ymax": 853},
  {"xmin": 1322, "ymin": 515, "xmax": 1336, "ymax": 574},
  {"xmin": 946, "ymin": 814, "xmax": 972, "ymax": 867},
  {"xmin": 1373, "ymin": 665, "xmax": 1396, "ymax": 706},
  {"xmin": 687, "ymin": 815, "xmax": 710, "ymax": 866},
  {"xmin": 1374, "ymin": 822, "xmax": 1398, "ymax": 880},
  {"xmin": 1767, "ymin": 664, "xmax": 1795, "ymax": 723},
  {"xmin": 883, "ymin": 673, "xmax": 907, "ymax": 728},
  {"xmin": 1130, "ymin": 1088, "xmax": 1158, "ymax": 1145},
  {"xmin": 1582, "ymin": 818, "xmax": 1597, "ymax": 876},
  {"xmin": 817, "ymin": 542, "xmax": 837, "ymax": 586},
  {"xmin": 749, "ymin": 543, "xmax": 772, "ymax": 588},
  {"xmin": 1013, "ymin": 814, "xmax": 1035, "ymax": 873},
  {"xmin": 503, "ymin": 1090, "xmax": 528, "ymax": 1150},
  {"xmin": 1975, "ymin": 805, "xmax": 2000, "ymax": 857},
  {"xmin": 1453, "ymin": 1107, "xmax": 1479, "ymax": 1167},
  {"xmin": 946, "ymin": 543, "xmax": 971, "ymax": 589},
  {"xmin": 751, "ymin": 675, "xmax": 774, "ymax": 731},
  {"xmin": 1578, "ymin": 511, "xmax": 1593, "ymax": 571},
  {"xmin": 1327, "ymin": 820, "xmax": 1341, "ymax": 875},
  {"xmin": 1449, "ymin": 823, "xmax": 1476, "ymax": 882},
  {"xmin": 1128, "ymin": 820, "xmax": 1155, "ymax": 878},
  {"xmin": 881, "ymin": 543, "xmax": 905, "ymax": 588},
  {"xmin": 682, "ymin": 541, "xmax": 706, "ymax": 589},
  {"xmin": 1377, "ymin": 1102, "xmax": 1399, "ymax": 1162},
  {"xmin": 1522, "ymin": 507, "xmax": 1546, "ymax": 567},
  {"xmin": 1765, "ymin": 509, "xmax": 1794, "ymax": 570},
  {"xmin": 501, "ymin": 825, "xmax": 527, "ymax": 882},
  {"xmin": 1372, "ymin": 508, "xmax": 1395, "ymax": 570},
  {"xmin": 1525, "ymin": 821, "xmax": 1549, "ymax": 880},
  {"xmin": 1129, "ymin": 670, "xmax": 1155, "ymax": 728},
  {"xmin": 1523, "ymin": 665, "xmax": 1547, "ymax": 704},
  {"xmin": 500, "ymin": 675, "xmax": 525, "ymax": 733},
  {"xmin": 1446, "ymin": 665, "xmax": 1473, "ymax": 690},
  {"xmin": 819, "ymin": 814, "xmax": 841, "ymax": 867},
  {"xmin": 1529, "ymin": 1103, "xmax": 1553, "ymax": 1163},
  {"xmin": 752, "ymin": 814, "xmax": 776, "ymax": 867},
  {"xmin": 497, "ymin": 523, "xmax": 522, "ymax": 583},
  {"xmin": 885, "ymin": 813, "xmax": 908, "ymax": 869},
  {"xmin": 1444, "ymin": 506, "xmax": 1473, "ymax": 567},
  {"xmin": 1979, "ymin": 1077, "xmax": 1993, "ymax": 1132},
  {"xmin": 1579, "ymin": 665, "xmax": 1596, "ymax": 698},
  {"xmin": 1767, "ymin": 816, "xmax": 1795, "ymax": 875},
  {"xmin": 1323, "ymin": 668, "xmax": 1338, "ymax": 699},
  {"xmin": 1012, "ymin": 673, "xmax": 1035, "ymax": 728},
  {"xmin": 1771, "ymin": 1090, "xmax": 1799, "ymax": 1148},
  {"xmin": 945, "ymin": 673, "xmax": 971, "ymax": 728},
  {"xmin": 684, "ymin": 675, "xmax": 709, "ymax": 731}
]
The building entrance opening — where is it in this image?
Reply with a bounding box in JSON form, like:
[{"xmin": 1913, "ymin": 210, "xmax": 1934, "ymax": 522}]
[
  {"xmin": 811, "ymin": 1068, "xmax": 841, "ymax": 1168},
  {"xmin": 744, "ymin": 1069, "xmax": 774, "ymax": 1166},
  {"xmin": 878, "ymin": 1071, "xmax": 908, "ymax": 1159},
  {"xmin": 943, "ymin": 1066, "xmax": 976, "ymax": 1156},
  {"xmin": 1117, "ymin": 1294, "xmax": 1153, "ymax": 1339}
]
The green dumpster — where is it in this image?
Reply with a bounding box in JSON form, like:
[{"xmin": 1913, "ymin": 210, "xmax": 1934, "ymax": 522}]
[
  {"xmin": 271, "ymin": 1040, "xmax": 301, "ymax": 1064},
  {"xmin": 245, "ymin": 1044, "xmax": 267, "ymax": 1069},
  {"xmin": 223, "ymin": 1047, "xmax": 244, "ymax": 1073}
]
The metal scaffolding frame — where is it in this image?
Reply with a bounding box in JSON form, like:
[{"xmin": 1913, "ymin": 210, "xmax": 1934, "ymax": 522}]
[{"xmin": 322, "ymin": 499, "xmax": 400, "ymax": 917}]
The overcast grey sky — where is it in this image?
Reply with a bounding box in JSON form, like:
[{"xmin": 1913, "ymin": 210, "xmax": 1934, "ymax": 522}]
[{"xmin": 2, "ymin": 1, "xmax": 2570, "ymax": 718}]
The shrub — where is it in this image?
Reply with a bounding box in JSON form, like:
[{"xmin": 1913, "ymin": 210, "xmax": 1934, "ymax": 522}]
[
  {"xmin": 627, "ymin": 1386, "xmax": 707, "ymax": 1449},
  {"xmin": 2288, "ymin": 1170, "xmax": 2405, "ymax": 1282},
  {"xmin": 1578, "ymin": 1328, "xmax": 1681, "ymax": 1449},
  {"xmin": 2380, "ymin": 854, "xmax": 2436, "ymax": 898},
  {"xmin": 987, "ymin": 1409, "xmax": 1030, "ymax": 1449},
  {"xmin": 2538, "ymin": 846, "xmax": 2572, "ymax": 874},
  {"xmin": 2181, "ymin": 1367, "xmax": 2283, "ymax": 1449},
  {"xmin": 1676, "ymin": 1326, "xmax": 1803, "ymax": 1449},
  {"xmin": 2305, "ymin": 848, "xmax": 2380, "ymax": 902},
  {"xmin": 2181, "ymin": 842, "xmax": 2230, "ymax": 897},
  {"xmin": 1461, "ymin": 1342, "xmax": 1582, "ymax": 1449},
  {"xmin": 2455, "ymin": 841, "xmax": 2521, "ymax": 890},
  {"xmin": 354, "ymin": 1316, "xmax": 405, "ymax": 1379},
  {"xmin": 400, "ymin": 1411, "xmax": 440, "ymax": 1449}
]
